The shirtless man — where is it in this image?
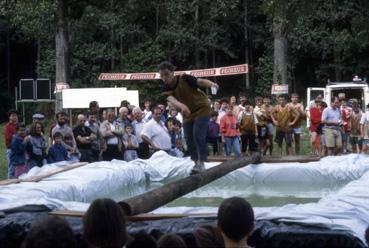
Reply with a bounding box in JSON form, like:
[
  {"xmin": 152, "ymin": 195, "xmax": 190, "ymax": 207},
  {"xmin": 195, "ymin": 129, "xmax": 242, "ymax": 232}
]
[
  {"xmin": 287, "ymin": 93, "xmax": 305, "ymax": 155},
  {"xmin": 271, "ymin": 95, "xmax": 299, "ymax": 156}
]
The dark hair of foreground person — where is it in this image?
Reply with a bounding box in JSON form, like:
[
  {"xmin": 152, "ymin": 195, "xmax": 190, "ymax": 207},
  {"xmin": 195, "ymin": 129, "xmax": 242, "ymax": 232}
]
[
  {"xmin": 83, "ymin": 198, "xmax": 128, "ymax": 248},
  {"xmin": 22, "ymin": 216, "xmax": 76, "ymax": 248}
]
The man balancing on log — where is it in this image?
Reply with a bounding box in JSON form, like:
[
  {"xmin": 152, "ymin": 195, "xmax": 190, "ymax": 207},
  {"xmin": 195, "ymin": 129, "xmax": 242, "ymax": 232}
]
[{"xmin": 159, "ymin": 61, "xmax": 219, "ymax": 174}]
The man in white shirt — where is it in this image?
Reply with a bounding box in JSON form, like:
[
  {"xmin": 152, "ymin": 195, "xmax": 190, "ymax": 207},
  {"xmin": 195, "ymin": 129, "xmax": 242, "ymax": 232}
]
[
  {"xmin": 131, "ymin": 107, "xmax": 149, "ymax": 158},
  {"xmin": 100, "ymin": 109, "xmax": 123, "ymax": 161},
  {"xmin": 141, "ymin": 105, "xmax": 172, "ymax": 154}
]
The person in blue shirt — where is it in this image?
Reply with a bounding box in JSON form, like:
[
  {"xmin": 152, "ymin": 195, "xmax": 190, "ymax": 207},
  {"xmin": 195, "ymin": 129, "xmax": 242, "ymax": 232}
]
[
  {"xmin": 47, "ymin": 132, "xmax": 68, "ymax": 163},
  {"xmin": 10, "ymin": 123, "xmax": 28, "ymax": 178}
]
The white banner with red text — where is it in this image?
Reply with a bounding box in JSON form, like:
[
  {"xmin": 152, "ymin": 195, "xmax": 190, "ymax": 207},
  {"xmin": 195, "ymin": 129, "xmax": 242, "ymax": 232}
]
[{"xmin": 98, "ymin": 64, "xmax": 248, "ymax": 81}]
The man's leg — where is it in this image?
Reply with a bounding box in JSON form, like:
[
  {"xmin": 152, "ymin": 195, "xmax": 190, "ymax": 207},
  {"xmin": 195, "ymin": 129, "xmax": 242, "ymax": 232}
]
[
  {"xmin": 6, "ymin": 149, "xmax": 15, "ymax": 179},
  {"xmin": 285, "ymin": 132, "xmax": 293, "ymax": 156},
  {"xmin": 183, "ymin": 121, "xmax": 197, "ymax": 162},
  {"xmin": 267, "ymin": 123, "xmax": 274, "ymax": 155},
  {"xmin": 274, "ymin": 130, "xmax": 283, "ymax": 156},
  {"xmin": 224, "ymin": 137, "xmax": 232, "ymax": 156},
  {"xmin": 193, "ymin": 116, "xmax": 210, "ymax": 163},
  {"xmin": 334, "ymin": 129, "xmax": 342, "ymax": 155},
  {"xmin": 293, "ymin": 128, "xmax": 301, "ymax": 155},
  {"xmin": 324, "ymin": 128, "xmax": 335, "ymax": 156},
  {"xmin": 232, "ymin": 137, "xmax": 241, "ymax": 157}
]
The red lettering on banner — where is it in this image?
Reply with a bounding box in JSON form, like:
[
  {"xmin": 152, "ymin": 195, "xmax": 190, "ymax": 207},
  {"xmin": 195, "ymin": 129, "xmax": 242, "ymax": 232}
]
[
  {"xmin": 99, "ymin": 74, "xmax": 127, "ymax": 80},
  {"xmin": 190, "ymin": 70, "xmax": 216, "ymax": 77},
  {"xmin": 220, "ymin": 65, "xmax": 247, "ymax": 75},
  {"xmin": 130, "ymin": 74, "xmax": 157, "ymax": 80}
]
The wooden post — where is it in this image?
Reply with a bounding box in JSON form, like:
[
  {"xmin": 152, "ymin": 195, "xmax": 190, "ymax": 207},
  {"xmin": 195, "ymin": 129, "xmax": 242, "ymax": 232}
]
[{"xmin": 119, "ymin": 154, "xmax": 260, "ymax": 216}]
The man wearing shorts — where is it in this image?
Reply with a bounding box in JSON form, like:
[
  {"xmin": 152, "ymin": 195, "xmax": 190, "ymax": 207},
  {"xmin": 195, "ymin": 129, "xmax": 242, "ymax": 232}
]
[
  {"xmin": 321, "ymin": 97, "xmax": 342, "ymax": 155},
  {"xmin": 288, "ymin": 93, "xmax": 305, "ymax": 155},
  {"xmin": 271, "ymin": 95, "xmax": 299, "ymax": 156}
]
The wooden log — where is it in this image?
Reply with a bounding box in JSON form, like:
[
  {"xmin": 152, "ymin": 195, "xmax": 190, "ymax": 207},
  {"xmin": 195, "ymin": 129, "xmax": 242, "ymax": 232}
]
[
  {"xmin": 119, "ymin": 153, "xmax": 260, "ymax": 216},
  {"xmin": 0, "ymin": 162, "xmax": 88, "ymax": 185},
  {"xmin": 207, "ymin": 155, "xmax": 320, "ymax": 163},
  {"xmin": 49, "ymin": 210, "xmax": 216, "ymax": 221}
]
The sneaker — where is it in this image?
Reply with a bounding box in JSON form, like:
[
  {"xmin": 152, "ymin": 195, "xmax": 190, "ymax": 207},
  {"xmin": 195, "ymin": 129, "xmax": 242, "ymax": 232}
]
[{"xmin": 191, "ymin": 162, "xmax": 206, "ymax": 174}]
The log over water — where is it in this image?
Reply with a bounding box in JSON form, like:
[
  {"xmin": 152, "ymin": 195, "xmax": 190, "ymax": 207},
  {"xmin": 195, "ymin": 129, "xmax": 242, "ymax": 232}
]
[{"xmin": 119, "ymin": 153, "xmax": 261, "ymax": 216}]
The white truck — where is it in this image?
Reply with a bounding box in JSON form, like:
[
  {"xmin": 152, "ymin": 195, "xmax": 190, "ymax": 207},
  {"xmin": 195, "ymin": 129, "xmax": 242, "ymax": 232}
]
[{"xmin": 307, "ymin": 78, "xmax": 369, "ymax": 110}]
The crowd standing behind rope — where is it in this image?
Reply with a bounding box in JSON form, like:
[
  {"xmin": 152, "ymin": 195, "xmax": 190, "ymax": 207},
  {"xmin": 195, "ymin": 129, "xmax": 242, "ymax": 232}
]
[{"xmin": 4, "ymin": 91, "xmax": 369, "ymax": 179}]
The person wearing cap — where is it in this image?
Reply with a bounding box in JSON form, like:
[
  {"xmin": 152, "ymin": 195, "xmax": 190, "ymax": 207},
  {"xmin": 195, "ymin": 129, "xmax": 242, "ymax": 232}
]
[
  {"xmin": 159, "ymin": 61, "xmax": 218, "ymax": 173},
  {"xmin": 32, "ymin": 113, "xmax": 45, "ymax": 123}
]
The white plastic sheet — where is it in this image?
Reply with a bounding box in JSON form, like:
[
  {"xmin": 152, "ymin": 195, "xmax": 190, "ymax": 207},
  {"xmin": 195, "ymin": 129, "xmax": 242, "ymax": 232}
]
[{"xmin": 1, "ymin": 153, "xmax": 369, "ymax": 242}]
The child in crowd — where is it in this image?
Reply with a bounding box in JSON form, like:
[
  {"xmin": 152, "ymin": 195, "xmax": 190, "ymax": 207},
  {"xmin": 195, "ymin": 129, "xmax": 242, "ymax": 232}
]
[
  {"xmin": 64, "ymin": 133, "xmax": 81, "ymax": 162},
  {"xmin": 47, "ymin": 132, "xmax": 68, "ymax": 163},
  {"xmin": 122, "ymin": 124, "xmax": 139, "ymax": 161},
  {"xmin": 238, "ymin": 100, "xmax": 258, "ymax": 155},
  {"xmin": 10, "ymin": 123, "xmax": 28, "ymax": 178},
  {"xmin": 220, "ymin": 105, "xmax": 241, "ymax": 157},
  {"xmin": 166, "ymin": 117, "xmax": 184, "ymax": 157},
  {"xmin": 207, "ymin": 111, "xmax": 220, "ymax": 155},
  {"xmin": 174, "ymin": 119, "xmax": 185, "ymax": 152},
  {"xmin": 166, "ymin": 117, "xmax": 177, "ymax": 149}
]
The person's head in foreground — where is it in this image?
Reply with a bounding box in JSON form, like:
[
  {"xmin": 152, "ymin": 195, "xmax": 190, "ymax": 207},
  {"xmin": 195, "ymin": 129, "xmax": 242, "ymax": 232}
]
[
  {"xmin": 22, "ymin": 216, "xmax": 75, "ymax": 248},
  {"xmin": 157, "ymin": 233, "xmax": 187, "ymax": 248},
  {"xmin": 365, "ymin": 226, "xmax": 369, "ymax": 247},
  {"xmin": 83, "ymin": 198, "xmax": 128, "ymax": 248},
  {"xmin": 217, "ymin": 197, "xmax": 254, "ymax": 248}
]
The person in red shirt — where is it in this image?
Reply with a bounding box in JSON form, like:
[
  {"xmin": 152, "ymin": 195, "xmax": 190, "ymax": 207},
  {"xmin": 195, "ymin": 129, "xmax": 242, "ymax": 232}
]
[
  {"xmin": 309, "ymin": 100, "xmax": 324, "ymax": 155},
  {"xmin": 220, "ymin": 105, "xmax": 241, "ymax": 157},
  {"xmin": 4, "ymin": 109, "xmax": 18, "ymax": 178}
]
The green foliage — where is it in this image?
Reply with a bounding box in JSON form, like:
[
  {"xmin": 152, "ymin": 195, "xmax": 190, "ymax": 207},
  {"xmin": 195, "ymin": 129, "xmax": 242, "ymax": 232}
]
[
  {"xmin": 1, "ymin": 0, "xmax": 369, "ymax": 103},
  {"xmin": 255, "ymin": 52, "xmax": 274, "ymax": 96}
]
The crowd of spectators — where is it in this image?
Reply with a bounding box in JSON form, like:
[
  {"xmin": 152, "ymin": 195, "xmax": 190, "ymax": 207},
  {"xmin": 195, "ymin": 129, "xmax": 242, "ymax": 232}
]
[{"xmin": 4, "ymin": 91, "xmax": 369, "ymax": 179}]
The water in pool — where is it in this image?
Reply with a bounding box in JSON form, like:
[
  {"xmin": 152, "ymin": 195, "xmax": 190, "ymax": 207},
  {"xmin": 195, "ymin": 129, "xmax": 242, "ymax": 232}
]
[{"xmin": 99, "ymin": 176, "xmax": 347, "ymax": 208}]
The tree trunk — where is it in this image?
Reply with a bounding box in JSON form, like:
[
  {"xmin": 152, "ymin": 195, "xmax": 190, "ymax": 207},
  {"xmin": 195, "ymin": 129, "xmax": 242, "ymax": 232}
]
[
  {"xmin": 244, "ymin": 0, "xmax": 250, "ymax": 90},
  {"xmin": 55, "ymin": 0, "xmax": 70, "ymax": 112},
  {"xmin": 7, "ymin": 26, "xmax": 11, "ymax": 97},
  {"xmin": 36, "ymin": 37, "xmax": 41, "ymax": 77},
  {"xmin": 272, "ymin": 1, "xmax": 288, "ymax": 87},
  {"xmin": 195, "ymin": 4, "xmax": 200, "ymax": 67},
  {"xmin": 333, "ymin": 44, "xmax": 342, "ymax": 81}
]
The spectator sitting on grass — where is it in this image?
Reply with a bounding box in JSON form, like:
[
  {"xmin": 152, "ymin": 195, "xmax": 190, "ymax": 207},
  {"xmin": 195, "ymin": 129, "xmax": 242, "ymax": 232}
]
[{"xmin": 47, "ymin": 132, "xmax": 68, "ymax": 164}]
